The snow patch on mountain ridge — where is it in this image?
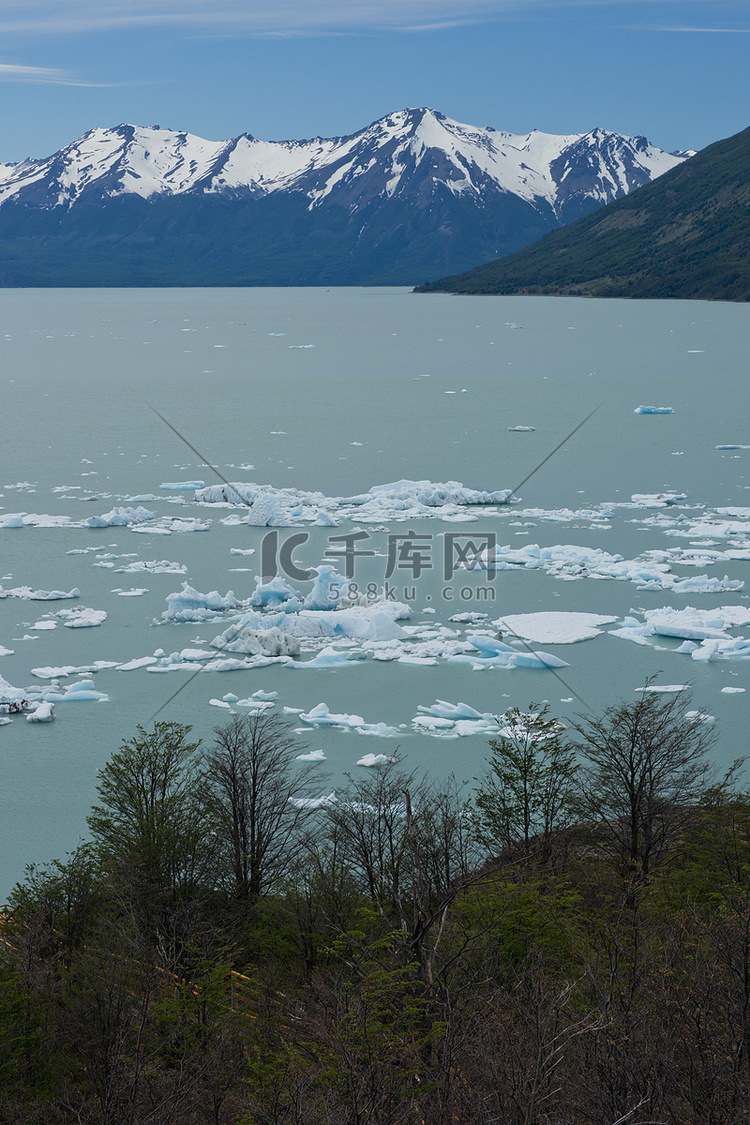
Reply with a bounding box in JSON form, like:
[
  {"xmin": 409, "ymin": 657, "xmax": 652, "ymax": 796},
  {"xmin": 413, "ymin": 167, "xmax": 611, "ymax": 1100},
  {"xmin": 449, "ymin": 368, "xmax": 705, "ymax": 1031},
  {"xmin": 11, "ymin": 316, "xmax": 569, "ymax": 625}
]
[{"xmin": 0, "ymin": 108, "xmax": 689, "ymax": 217}]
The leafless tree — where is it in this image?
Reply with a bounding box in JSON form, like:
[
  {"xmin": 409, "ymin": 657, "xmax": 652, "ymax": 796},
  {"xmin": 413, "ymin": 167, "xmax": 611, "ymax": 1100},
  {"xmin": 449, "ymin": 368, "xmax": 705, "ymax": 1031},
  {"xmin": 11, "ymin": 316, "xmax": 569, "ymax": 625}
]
[
  {"xmin": 205, "ymin": 712, "xmax": 317, "ymax": 899},
  {"xmin": 573, "ymin": 684, "xmax": 717, "ymax": 880}
]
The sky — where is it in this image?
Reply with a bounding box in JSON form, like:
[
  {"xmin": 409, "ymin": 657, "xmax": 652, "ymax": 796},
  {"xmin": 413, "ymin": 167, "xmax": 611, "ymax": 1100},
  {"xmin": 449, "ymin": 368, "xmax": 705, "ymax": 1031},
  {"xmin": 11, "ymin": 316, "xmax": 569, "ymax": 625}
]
[{"xmin": 0, "ymin": 0, "xmax": 747, "ymax": 163}]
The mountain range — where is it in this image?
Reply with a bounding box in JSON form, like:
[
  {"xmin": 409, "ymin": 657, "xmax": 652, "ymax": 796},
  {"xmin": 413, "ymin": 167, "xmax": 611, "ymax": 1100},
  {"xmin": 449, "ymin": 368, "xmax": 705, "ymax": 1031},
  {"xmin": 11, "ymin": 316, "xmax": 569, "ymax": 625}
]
[
  {"xmin": 416, "ymin": 124, "xmax": 750, "ymax": 301},
  {"xmin": 0, "ymin": 109, "xmax": 688, "ymax": 287}
]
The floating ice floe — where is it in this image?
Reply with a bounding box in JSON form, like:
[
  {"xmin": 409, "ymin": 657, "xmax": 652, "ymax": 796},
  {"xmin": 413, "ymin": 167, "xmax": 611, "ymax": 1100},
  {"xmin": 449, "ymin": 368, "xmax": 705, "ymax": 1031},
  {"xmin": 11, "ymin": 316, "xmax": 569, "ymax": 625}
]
[
  {"xmin": 86, "ymin": 505, "xmax": 155, "ymax": 528},
  {"xmin": 508, "ymin": 425, "xmax": 535, "ymax": 432},
  {"xmin": 722, "ymin": 686, "xmax": 746, "ymax": 693},
  {"xmin": 610, "ymin": 605, "xmax": 750, "ymax": 662},
  {"xmin": 358, "ymin": 753, "xmax": 396, "ymax": 767},
  {"xmin": 116, "ymin": 656, "xmax": 159, "ymax": 671},
  {"xmin": 462, "ymin": 634, "xmax": 569, "ymax": 669},
  {"xmin": 685, "ymin": 710, "xmax": 715, "ymax": 725},
  {"xmin": 297, "ymin": 749, "xmax": 326, "ymax": 762},
  {"xmin": 289, "ymin": 792, "xmax": 337, "ymax": 809},
  {"xmin": 133, "ymin": 517, "xmax": 211, "ymax": 534},
  {"xmin": 496, "ymin": 612, "xmax": 618, "ymax": 645},
  {"xmin": 298, "ymin": 702, "xmax": 399, "ymax": 737},
  {"xmin": 27, "ymin": 702, "xmax": 54, "ymax": 722},
  {"xmin": 31, "ymin": 662, "xmax": 118, "ymax": 679},
  {"xmin": 160, "ymin": 481, "xmax": 205, "ymax": 490},
  {"xmin": 511, "ymin": 506, "xmax": 613, "ymax": 523},
  {"xmin": 210, "ymin": 621, "xmax": 300, "ymax": 658},
  {"xmin": 35, "ymin": 679, "xmax": 108, "ymax": 703},
  {"xmin": 634, "ymin": 406, "xmax": 674, "ymax": 414},
  {"xmin": 116, "ymin": 559, "xmax": 187, "ymax": 574},
  {"xmin": 0, "ymin": 585, "xmax": 80, "ymax": 601},
  {"xmin": 412, "ymin": 700, "xmax": 499, "ymax": 738},
  {"xmin": 471, "ymin": 541, "xmax": 742, "ymax": 592},
  {"xmin": 636, "ymin": 684, "xmax": 688, "ymax": 693},
  {"xmin": 629, "ymin": 492, "xmax": 686, "ymax": 508},
  {"xmin": 58, "ymin": 608, "xmax": 107, "ymax": 628},
  {"xmin": 160, "ymin": 582, "xmax": 239, "ymax": 623},
  {"xmin": 195, "ymin": 478, "xmax": 514, "ymax": 524},
  {"xmin": 0, "ymin": 673, "xmax": 29, "ymax": 705}
]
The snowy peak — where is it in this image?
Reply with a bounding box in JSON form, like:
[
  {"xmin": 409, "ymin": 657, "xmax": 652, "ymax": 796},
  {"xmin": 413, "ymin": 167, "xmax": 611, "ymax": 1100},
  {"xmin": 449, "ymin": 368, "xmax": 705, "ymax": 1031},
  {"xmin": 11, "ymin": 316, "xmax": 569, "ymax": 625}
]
[{"xmin": 0, "ymin": 109, "xmax": 687, "ymax": 216}]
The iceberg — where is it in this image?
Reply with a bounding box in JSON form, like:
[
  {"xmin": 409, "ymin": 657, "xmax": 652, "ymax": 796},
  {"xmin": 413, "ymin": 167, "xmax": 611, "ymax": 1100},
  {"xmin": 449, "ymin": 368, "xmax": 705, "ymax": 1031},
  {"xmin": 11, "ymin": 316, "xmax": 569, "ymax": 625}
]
[
  {"xmin": 27, "ymin": 701, "xmax": 55, "ymax": 722},
  {"xmin": 466, "ymin": 633, "xmax": 569, "ymax": 669},
  {"xmin": 59, "ymin": 608, "xmax": 107, "ymax": 628},
  {"xmin": 210, "ymin": 621, "xmax": 301, "ymax": 658},
  {"xmin": 160, "ymin": 582, "xmax": 239, "ymax": 622},
  {"xmin": 36, "ymin": 679, "xmax": 108, "ymax": 703},
  {"xmin": 1, "ymin": 586, "xmax": 80, "ymax": 601},
  {"xmin": 299, "ymin": 702, "xmax": 399, "ymax": 737},
  {"xmin": 195, "ymin": 478, "xmax": 513, "ymax": 523},
  {"xmin": 85, "ymin": 505, "xmax": 155, "ymax": 528},
  {"xmin": 0, "ymin": 673, "xmax": 30, "ymax": 706}
]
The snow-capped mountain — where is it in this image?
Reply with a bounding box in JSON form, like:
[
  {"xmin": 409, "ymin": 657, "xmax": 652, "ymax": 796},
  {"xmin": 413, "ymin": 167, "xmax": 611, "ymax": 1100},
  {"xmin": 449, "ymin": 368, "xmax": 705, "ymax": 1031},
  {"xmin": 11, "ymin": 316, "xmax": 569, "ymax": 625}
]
[{"xmin": 0, "ymin": 108, "xmax": 691, "ymax": 286}]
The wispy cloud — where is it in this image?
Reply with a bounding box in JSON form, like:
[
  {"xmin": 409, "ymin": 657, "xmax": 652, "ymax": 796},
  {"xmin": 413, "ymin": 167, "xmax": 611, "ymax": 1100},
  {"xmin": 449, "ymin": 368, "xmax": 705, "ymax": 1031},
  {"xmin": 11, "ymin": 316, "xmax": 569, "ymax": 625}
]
[
  {"xmin": 0, "ymin": 0, "xmax": 745, "ymax": 38},
  {"xmin": 655, "ymin": 24, "xmax": 750, "ymax": 33},
  {"xmin": 0, "ymin": 60, "xmax": 124, "ymax": 85},
  {"xmin": 0, "ymin": 62, "xmax": 69, "ymax": 81},
  {"xmin": 0, "ymin": 0, "xmax": 534, "ymax": 36}
]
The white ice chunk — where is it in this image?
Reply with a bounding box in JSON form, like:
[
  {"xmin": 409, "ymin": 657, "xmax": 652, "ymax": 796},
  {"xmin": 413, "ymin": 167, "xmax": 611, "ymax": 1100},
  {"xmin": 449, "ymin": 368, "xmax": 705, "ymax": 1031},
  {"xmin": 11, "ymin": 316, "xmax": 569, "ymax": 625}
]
[
  {"xmin": 160, "ymin": 582, "xmax": 238, "ymax": 622},
  {"xmin": 210, "ymin": 621, "xmax": 301, "ymax": 658},
  {"xmin": 86, "ymin": 505, "xmax": 155, "ymax": 527},
  {"xmin": 636, "ymin": 684, "xmax": 688, "ymax": 693},
  {"xmin": 27, "ymin": 701, "xmax": 54, "ymax": 722},
  {"xmin": 1, "ymin": 585, "xmax": 80, "ymax": 600},
  {"xmin": 299, "ymin": 702, "xmax": 398, "ymax": 737},
  {"xmin": 289, "ymin": 792, "xmax": 337, "ymax": 809},
  {"xmin": 59, "ymin": 607, "xmax": 107, "ymax": 628},
  {"xmin": 496, "ymin": 611, "xmax": 617, "ymax": 644}
]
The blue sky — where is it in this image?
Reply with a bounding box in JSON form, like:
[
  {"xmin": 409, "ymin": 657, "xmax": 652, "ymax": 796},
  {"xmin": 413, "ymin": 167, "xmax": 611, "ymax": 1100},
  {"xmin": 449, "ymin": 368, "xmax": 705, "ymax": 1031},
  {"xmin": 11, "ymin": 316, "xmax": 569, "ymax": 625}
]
[{"xmin": 1, "ymin": 0, "xmax": 747, "ymax": 162}]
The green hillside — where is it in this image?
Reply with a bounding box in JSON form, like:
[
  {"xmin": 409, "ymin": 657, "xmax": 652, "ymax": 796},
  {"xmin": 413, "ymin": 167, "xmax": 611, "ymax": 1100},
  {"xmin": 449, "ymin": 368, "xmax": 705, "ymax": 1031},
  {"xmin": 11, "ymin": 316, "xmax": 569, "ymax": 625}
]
[{"xmin": 416, "ymin": 126, "xmax": 750, "ymax": 301}]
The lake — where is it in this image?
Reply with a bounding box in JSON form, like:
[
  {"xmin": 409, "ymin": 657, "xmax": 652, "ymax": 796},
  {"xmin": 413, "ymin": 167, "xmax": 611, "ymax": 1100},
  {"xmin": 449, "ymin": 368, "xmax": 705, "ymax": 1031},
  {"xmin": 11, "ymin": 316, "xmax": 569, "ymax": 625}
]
[{"xmin": 1, "ymin": 286, "xmax": 749, "ymax": 898}]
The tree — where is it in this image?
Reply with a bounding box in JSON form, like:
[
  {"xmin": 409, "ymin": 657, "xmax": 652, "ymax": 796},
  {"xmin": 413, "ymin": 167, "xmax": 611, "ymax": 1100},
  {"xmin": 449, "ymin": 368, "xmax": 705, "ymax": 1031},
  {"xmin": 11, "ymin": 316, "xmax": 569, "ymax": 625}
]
[
  {"xmin": 472, "ymin": 705, "xmax": 577, "ymax": 862},
  {"xmin": 87, "ymin": 722, "xmax": 215, "ymax": 959},
  {"xmin": 204, "ymin": 712, "xmax": 315, "ymax": 900},
  {"xmin": 325, "ymin": 763, "xmax": 478, "ymax": 994},
  {"xmin": 573, "ymin": 684, "xmax": 717, "ymax": 880}
]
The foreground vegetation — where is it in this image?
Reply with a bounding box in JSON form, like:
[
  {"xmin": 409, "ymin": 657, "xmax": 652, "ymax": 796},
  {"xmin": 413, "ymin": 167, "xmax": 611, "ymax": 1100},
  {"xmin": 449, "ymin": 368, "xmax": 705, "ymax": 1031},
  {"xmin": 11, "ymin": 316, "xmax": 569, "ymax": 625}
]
[{"xmin": 2, "ymin": 692, "xmax": 750, "ymax": 1124}]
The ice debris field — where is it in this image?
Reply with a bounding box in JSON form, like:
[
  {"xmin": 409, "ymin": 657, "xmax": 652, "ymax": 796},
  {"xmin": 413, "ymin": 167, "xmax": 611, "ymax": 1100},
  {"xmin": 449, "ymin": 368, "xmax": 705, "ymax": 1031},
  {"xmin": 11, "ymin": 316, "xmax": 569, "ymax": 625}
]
[{"xmin": 2, "ymin": 476, "xmax": 749, "ymax": 745}]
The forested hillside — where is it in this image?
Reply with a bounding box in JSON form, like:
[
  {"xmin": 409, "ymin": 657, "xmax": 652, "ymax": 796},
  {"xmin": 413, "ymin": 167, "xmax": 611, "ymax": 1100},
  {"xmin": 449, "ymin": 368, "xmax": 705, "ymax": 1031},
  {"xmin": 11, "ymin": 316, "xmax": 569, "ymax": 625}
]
[
  {"xmin": 2, "ymin": 695, "xmax": 749, "ymax": 1124},
  {"xmin": 416, "ymin": 125, "xmax": 750, "ymax": 301}
]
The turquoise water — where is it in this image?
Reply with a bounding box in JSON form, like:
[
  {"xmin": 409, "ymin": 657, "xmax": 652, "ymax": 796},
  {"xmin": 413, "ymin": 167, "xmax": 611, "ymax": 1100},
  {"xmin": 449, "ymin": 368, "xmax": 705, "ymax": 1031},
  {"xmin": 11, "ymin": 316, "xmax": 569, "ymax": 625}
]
[{"xmin": 1, "ymin": 287, "xmax": 749, "ymax": 897}]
